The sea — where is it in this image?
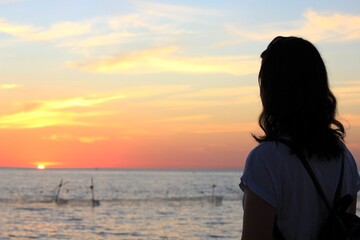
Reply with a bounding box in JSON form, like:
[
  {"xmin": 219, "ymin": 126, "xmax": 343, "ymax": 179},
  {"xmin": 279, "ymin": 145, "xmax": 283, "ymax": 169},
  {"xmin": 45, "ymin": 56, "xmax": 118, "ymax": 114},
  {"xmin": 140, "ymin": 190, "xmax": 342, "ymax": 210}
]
[{"xmin": 0, "ymin": 169, "xmax": 243, "ymax": 239}]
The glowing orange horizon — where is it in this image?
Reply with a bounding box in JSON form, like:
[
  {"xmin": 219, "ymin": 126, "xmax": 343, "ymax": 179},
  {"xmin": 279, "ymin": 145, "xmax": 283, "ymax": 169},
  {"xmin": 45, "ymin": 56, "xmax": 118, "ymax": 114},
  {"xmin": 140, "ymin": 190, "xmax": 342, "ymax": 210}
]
[{"xmin": 1, "ymin": 4, "xmax": 360, "ymax": 170}]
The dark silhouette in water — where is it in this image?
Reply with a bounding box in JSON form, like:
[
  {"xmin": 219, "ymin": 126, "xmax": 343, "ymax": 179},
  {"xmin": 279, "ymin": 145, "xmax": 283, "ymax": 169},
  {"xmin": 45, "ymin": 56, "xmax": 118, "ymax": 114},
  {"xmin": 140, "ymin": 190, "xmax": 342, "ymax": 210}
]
[
  {"xmin": 90, "ymin": 177, "xmax": 100, "ymax": 207},
  {"xmin": 54, "ymin": 178, "xmax": 99, "ymax": 207},
  {"xmin": 211, "ymin": 184, "xmax": 222, "ymax": 206},
  {"xmin": 55, "ymin": 179, "xmax": 68, "ymax": 205}
]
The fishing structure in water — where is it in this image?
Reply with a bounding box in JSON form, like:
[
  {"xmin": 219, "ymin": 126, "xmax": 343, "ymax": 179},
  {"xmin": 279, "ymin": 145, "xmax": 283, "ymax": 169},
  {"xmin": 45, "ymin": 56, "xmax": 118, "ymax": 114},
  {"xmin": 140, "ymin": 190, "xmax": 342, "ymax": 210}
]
[
  {"xmin": 54, "ymin": 178, "xmax": 100, "ymax": 207},
  {"xmin": 29, "ymin": 179, "xmax": 222, "ymax": 207},
  {"xmin": 90, "ymin": 177, "xmax": 100, "ymax": 207},
  {"xmin": 55, "ymin": 179, "xmax": 68, "ymax": 205},
  {"xmin": 211, "ymin": 184, "xmax": 223, "ymax": 206}
]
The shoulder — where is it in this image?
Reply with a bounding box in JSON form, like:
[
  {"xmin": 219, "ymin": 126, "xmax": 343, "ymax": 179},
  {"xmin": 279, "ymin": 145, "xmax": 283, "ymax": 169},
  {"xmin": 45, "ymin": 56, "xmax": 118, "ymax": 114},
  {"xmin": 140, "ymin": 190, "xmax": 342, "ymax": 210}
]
[
  {"xmin": 340, "ymin": 145, "xmax": 360, "ymax": 194},
  {"xmin": 343, "ymin": 146, "xmax": 357, "ymax": 164},
  {"xmin": 248, "ymin": 141, "xmax": 290, "ymax": 161},
  {"xmin": 245, "ymin": 141, "xmax": 299, "ymax": 180},
  {"xmin": 343, "ymin": 145, "xmax": 359, "ymax": 174},
  {"xmin": 340, "ymin": 144, "xmax": 359, "ymax": 173},
  {"xmin": 244, "ymin": 141, "xmax": 292, "ymax": 175},
  {"xmin": 241, "ymin": 141, "xmax": 290, "ymax": 207}
]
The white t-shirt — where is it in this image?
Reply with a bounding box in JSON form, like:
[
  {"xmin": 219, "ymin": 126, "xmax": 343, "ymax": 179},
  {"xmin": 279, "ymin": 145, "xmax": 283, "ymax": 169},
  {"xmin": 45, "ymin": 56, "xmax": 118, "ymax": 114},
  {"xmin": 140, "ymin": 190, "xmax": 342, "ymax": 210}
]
[{"xmin": 240, "ymin": 141, "xmax": 360, "ymax": 240}]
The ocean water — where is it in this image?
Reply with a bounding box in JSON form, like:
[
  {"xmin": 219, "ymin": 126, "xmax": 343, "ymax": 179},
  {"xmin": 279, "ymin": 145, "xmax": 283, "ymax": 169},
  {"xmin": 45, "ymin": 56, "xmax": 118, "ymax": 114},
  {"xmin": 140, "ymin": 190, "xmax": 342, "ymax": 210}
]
[{"xmin": 0, "ymin": 169, "xmax": 243, "ymax": 239}]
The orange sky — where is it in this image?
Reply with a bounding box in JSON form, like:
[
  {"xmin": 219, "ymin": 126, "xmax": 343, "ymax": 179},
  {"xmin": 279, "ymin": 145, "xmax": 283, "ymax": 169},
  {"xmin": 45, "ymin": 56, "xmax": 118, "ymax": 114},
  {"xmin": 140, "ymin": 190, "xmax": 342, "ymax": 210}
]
[
  {"xmin": 0, "ymin": 126, "xmax": 257, "ymax": 169},
  {"xmin": 1, "ymin": 1, "xmax": 360, "ymax": 169}
]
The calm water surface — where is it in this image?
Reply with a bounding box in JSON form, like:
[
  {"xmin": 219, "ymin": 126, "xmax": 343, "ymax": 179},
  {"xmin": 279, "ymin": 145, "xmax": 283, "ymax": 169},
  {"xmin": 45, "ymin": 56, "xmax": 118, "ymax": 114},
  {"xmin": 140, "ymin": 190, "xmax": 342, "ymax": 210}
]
[{"xmin": 0, "ymin": 169, "xmax": 243, "ymax": 239}]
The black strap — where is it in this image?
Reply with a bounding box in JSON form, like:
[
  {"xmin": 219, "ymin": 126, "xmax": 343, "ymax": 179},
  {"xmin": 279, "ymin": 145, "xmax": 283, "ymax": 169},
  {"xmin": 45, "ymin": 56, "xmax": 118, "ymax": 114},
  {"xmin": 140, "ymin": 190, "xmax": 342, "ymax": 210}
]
[
  {"xmin": 278, "ymin": 140, "xmax": 344, "ymax": 211},
  {"xmin": 299, "ymin": 152, "xmax": 344, "ymax": 212}
]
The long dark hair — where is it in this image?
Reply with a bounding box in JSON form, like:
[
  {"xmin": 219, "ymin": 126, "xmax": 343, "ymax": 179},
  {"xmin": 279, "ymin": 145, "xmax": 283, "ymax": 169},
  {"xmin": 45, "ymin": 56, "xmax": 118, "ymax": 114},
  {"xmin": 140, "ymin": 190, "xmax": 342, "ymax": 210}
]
[{"xmin": 254, "ymin": 36, "xmax": 345, "ymax": 159}]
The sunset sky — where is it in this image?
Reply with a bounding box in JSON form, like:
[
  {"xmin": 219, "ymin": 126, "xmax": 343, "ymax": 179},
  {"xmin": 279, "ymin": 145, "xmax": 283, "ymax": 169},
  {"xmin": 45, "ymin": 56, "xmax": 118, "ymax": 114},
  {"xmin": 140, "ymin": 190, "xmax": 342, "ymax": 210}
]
[{"xmin": 1, "ymin": 0, "xmax": 360, "ymax": 169}]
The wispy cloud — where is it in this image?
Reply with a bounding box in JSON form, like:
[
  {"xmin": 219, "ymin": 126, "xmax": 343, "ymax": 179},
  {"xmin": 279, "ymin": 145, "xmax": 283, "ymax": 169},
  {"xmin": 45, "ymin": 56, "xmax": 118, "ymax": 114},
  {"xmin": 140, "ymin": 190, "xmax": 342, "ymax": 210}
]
[
  {"xmin": 0, "ymin": 0, "xmax": 24, "ymax": 3},
  {"xmin": 44, "ymin": 134, "xmax": 107, "ymax": 143},
  {"xmin": 0, "ymin": 84, "xmax": 20, "ymax": 89},
  {"xmin": 60, "ymin": 32, "xmax": 136, "ymax": 48},
  {"xmin": 68, "ymin": 46, "xmax": 259, "ymax": 75},
  {"xmin": 0, "ymin": 1, "xmax": 214, "ymax": 47},
  {"xmin": 132, "ymin": 1, "xmax": 219, "ymax": 21},
  {"xmin": 179, "ymin": 86, "xmax": 258, "ymax": 99},
  {"xmin": 173, "ymin": 122, "xmax": 258, "ymax": 134},
  {"xmin": 138, "ymin": 86, "xmax": 259, "ymax": 110},
  {"xmin": 0, "ymin": 18, "xmax": 92, "ymax": 41},
  {"xmin": 226, "ymin": 9, "xmax": 360, "ymax": 42},
  {"xmin": 340, "ymin": 114, "xmax": 360, "ymax": 127},
  {"xmin": 107, "ymin": 14, "xmax": 148, "ymax": 30},
  {"xmin": 39, "ymin": 95, "xmax": 127, "ymax": 110},
  {"xmin": 0, "ymin": 110, "xmax": 104, "ymax": 129},
  {"xmin": 0, "ymin": 94, "xmax": 126, "ymax": 129},
  {"xmin": 333, "ymin": 81, "xmax": 360, "ymax": 105},
  {"xmin": 0, "ymin": 85, "xmax": 193, "ymax": 129},
  {"xmin": 172, "ymin": 123, "xmax": 257, "ymax": 135},
  {"xmin": 151, "ymin": 115, "xmax": 209, "ymax": 123}
]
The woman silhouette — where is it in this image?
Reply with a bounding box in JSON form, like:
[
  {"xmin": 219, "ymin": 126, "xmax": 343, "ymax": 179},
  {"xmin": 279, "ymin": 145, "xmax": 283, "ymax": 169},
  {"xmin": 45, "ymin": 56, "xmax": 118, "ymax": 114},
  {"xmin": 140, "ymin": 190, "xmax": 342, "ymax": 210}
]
[{"xmin": 240, "ymin": 36, "xmax": 360, "ymax": 240}]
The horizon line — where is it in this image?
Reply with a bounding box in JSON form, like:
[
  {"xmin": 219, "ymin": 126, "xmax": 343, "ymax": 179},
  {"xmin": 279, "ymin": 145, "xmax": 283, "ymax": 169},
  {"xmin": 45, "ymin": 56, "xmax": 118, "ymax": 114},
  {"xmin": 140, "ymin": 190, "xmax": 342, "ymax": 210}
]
[{"xmin": 0, "ymin": 166, "xmax": 241, "ymax": 171}]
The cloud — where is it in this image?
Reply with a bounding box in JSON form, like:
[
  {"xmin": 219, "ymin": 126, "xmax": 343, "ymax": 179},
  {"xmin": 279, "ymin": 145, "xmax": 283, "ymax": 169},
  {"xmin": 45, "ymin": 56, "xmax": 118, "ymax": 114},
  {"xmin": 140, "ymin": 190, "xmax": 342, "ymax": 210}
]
[
  {"xmin": 132, "ymin": 1, "xmax": 218, "ymax": 21},
  {"xmin": 340, "ymin": 114, "xmax": 360, "ymax": 127},
  {"xmin": 107, "ymin": 14, "xmax": 148, "ymax": 30},
  {"xmin": 333, "ymin": 81, "xmax": 360, "ymax": 105},
  {"xmin": 137, "ymin": 86, "xmax": 259, "ymax": 110},
  {"xmin": 0, "ymin": 94, "xmax": 126, "ymax": 129},
  {"xmin": 0, "ymin": 16, "xmax": 139, "ymax": 50},
  {"xmin": 0, "ymin": 1, "xmax": 214, "ymax": 49},
  {"xmin": 301, "ymin": 10, "xmax": 360, "ymax": 42},
  {"xmin": 109, "ymin": 14, "xmax": 193, "ymax": 36},
  {"xmin": 50, "ymin": 2, "xmax": 216, "ymax": 51},
  {"xmin": 210, "ymin": 122, "xmax": 259, "ymax": 133},
  {"xmin": 0, "ymin": 109, "xmax": 110, "ymax": 129},
  {"xmin": 179, "ymin": 86, "xmax": 258, "ymax": 99},
  {"xmin": 226, "ymin": 9, "xmax": 360, "ymax": 42},
  {"xmin": 0, "ymin": 84, "xmax": 20, "ymax": 89},
  {"xmin": 44, "ymin": 134, "xmax": 107, "ymax": 143},
  {"xmin": 40, "ymin": 95, "xmax": 127, "ymax": 110},
  {"xmin": 0, "ymin": 0, "xmax": 23, "ymax": 3},
  {"xmin": 60, "ymin": 32, "xmax": 136, "ymax": 48},
  {"xmin": 151, "ymin": 115, "xmax": 209, "ymax": 123},
  {"xmin": 0, "ymin": 83, "xmax": 260, "ymax": 135},
  {"xmin": 68, "ymin": 46, "xmax": 259, "ymax": 75},
  {"xmin": 0, "ymin": 85, "xmax": 192, "ymax": 129},
  {"xmin": 0, "ymin": 18, "xmax": 92, "ymax": 41},
  {"xmin": 175, "ymin": 122, "xmax": 258, "ymax": 134}
]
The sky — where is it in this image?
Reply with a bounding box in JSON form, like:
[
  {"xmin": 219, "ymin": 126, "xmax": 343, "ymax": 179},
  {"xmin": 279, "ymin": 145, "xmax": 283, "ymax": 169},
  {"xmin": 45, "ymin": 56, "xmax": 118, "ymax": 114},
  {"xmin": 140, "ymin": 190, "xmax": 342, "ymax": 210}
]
[{"xmin": 0, "ymin": 0, "xmax": 360, "ymax": 169}]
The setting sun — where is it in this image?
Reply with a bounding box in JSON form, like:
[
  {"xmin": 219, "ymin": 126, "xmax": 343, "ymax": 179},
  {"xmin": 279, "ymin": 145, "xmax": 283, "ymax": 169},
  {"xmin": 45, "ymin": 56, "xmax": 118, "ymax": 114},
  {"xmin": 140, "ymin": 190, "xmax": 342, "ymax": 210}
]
[
  {"xmin": 37, "ymin": 165, "xmax": 45, "ymax": 170},
  {"xmin": 0, "ymin": 0, "xmax": 359, "ymax": 171}
]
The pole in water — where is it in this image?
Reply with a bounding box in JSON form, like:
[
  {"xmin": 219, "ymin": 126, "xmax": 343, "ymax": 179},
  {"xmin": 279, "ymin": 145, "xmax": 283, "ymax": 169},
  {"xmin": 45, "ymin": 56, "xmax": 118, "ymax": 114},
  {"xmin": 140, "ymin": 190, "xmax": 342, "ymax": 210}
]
[
  {"xmin": 211, "ymin": 184, "xmax": 216, "ymax": 203},
  {"xmin": 55, "ymin": 179, "xmax": 68, "ymax": 205},
  {"xmin": 210, "ymin": 184, "xmax": 223, "ymax": 206},
  {"xmin": 90, "ymin": 177, "xmax": 100, "ymax": 207},
  {"xmin": 55, "ymin": 179, "xmax": 63, "ymax": 204}
]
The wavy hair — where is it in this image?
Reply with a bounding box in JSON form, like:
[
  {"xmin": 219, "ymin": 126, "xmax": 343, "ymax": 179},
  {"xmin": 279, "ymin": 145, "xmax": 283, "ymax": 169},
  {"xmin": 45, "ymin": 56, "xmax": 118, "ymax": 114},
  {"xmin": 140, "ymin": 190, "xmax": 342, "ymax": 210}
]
[{"xmin": 253, "ymin": 36, "xmax": 345, "ymax": 159}]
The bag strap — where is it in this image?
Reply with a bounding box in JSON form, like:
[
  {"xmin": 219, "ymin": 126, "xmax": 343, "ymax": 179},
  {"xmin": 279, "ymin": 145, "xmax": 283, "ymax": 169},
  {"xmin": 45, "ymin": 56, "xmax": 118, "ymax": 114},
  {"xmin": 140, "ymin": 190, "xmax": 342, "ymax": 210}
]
[
  {"xmin": 298, "ymin": 152, "xmax": 344, "ymax": 212},
  {"xmin": 277, "ymin": 139, "xmax": 344, "ymax": 212}
]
